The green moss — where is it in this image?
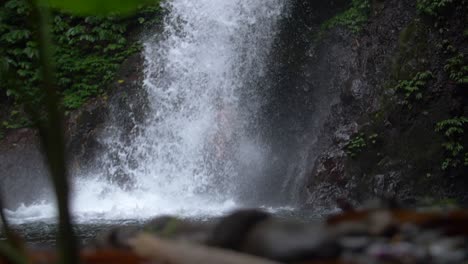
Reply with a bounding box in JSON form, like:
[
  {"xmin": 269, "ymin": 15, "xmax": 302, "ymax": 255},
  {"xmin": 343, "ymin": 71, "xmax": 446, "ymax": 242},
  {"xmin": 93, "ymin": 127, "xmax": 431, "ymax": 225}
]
[
  {"xmin": 433, "ymin": 197, "xmax": 459, "ymax": 207},
  {"xmin": 418, "ymin": 197, "xmax": 460, "ymax": 208},
  {"xmin": 399, "ymin": 22, "xmax": 418, "ymax": 45},
  {"xmin": 392, "ymin": 20, "xmax": 430, "ymax": 80}
]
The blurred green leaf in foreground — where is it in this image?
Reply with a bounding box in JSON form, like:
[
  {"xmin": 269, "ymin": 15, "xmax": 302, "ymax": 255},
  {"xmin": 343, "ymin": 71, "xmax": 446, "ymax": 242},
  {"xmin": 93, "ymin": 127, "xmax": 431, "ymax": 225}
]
[{"xmin": 40, "ymin": 0, "xmax": 158, "ymax": 16}]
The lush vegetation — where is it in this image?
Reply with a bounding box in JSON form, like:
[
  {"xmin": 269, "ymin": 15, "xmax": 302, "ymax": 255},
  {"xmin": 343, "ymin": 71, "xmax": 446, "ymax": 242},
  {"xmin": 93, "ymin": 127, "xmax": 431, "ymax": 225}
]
[
  {"xmin": 0, "ymin": 0, "xmax": 162, "ymax": 130},
  {"xmin": 394, "ymin": 71, "xmax": 433, "ymax": 108},
  {"xmin": 321, "ymin": 0, "xmax": 371, "ymax": 34},
  {"xmin": 416, "ymin": 0, "xmax": 456, "ymax": 16},
  {"xmin": 345, "ymin": 133, "xmax": 378, "ymax": 158},
  {"xmin": 332, "ymin": 0, "xmax": 467, "ymax": 186},
  {"xmin": 444, "ymin": 53, "xmax": 468, "ymax": 84},
  {"xmin": 435, "ymin": 117, "xmax": 468, "ymax": 170}
]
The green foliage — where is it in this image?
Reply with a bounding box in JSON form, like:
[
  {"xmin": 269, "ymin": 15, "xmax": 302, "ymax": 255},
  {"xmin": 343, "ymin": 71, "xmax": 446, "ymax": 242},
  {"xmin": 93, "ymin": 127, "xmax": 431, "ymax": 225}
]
[
  {"xmin": 321, "ymin": 0, "xmax": 371, "ymax": 34},
  {"xmin": 435, "ymin": 39, "xmax": 457, "ymax": 54},
  {"xmin": 43, "ymin": 0, "xmax": 156, "ymax": 16},
  {"xmin": 435, "ymin": 198, "xmax": 459, "ymax": 207},
  {"xmin": 346, "ymin": 134, "xmax": 366, "ymax": 158},
  {"xmin": 0, "ymin": 0, "xmax": 39, "ymax": 104},
  {"xmin": 394, "ymin": 71, "xmax": 433, "ymax": 107},
  {"xmin": 368, "ymin": 133, "xmax": 378, "ymax": 144},
  {"xmin": 435, "ymin": 116, "xmax": 468, "ymax": 170},
  {"xmin": 345, "ymin": 132, "xmax": 378, "ymax": 158},
  {"xmin": 1, "ymin": 109, "xmax": 30, "ymax": 129},
  {"xmin": 0, "ymin": 0, "xmax": 161, "ymax": 119},
  {"xmin": 416, "ymin": 0, "xmax": 455, "ymax": 16},
  {"xmin": 419, "ymin": 197, "xmax": 460, "ymax": 209},
  {"xmin": 444, "ymin": 53, "xmax": 468, "ymax": 84}
]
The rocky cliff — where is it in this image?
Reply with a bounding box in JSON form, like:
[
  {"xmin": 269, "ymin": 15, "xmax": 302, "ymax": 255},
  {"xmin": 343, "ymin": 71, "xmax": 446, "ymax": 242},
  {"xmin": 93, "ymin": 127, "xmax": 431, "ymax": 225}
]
[{"xmin": 279, "ymin": 0, "xmax": 468, "ymax": 207}]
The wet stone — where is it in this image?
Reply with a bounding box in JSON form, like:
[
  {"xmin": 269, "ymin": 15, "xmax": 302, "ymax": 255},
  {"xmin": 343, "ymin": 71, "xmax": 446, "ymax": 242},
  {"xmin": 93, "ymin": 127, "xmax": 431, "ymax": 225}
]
[{"xmin": 242, "ymin": 219, "xmax": 340, "ymax": 262}]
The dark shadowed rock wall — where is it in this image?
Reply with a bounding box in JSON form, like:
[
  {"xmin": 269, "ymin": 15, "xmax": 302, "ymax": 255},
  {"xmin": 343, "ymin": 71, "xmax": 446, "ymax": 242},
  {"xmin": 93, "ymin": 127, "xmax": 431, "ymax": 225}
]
[{"xmin": 0, "ymin": 128, "xmax": 51, "ymax": 208}]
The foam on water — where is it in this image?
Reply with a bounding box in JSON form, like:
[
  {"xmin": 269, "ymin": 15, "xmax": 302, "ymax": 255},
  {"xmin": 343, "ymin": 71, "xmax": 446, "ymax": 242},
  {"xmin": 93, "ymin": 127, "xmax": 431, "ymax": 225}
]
[
  {"xmin": 8, "ymin": 0, "xmax": 287, "ymax": 223},
  {"xmin": 6, "ymin": 187, "xmax": 237, "ymax": 225}
]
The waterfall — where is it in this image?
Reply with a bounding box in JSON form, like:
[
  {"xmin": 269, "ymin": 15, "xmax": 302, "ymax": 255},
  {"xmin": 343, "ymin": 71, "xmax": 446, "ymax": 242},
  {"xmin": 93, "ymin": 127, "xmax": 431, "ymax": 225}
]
[{"xmin": 6, "ymin": 0, "xmax": 289, "ymax": 223}]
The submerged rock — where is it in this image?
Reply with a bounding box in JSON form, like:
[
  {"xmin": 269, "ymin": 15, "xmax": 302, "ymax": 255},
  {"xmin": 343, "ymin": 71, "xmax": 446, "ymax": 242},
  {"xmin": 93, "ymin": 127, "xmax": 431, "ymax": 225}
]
[
  {"xmin": 94, "ymin": 226, "xmax": 140, "ymax": 249},
  {"xmin": 207, "ymin": 209, "xmax": 271, "ymax": 250},
  {"xmin": 144, "ymin": 216, "xmax": 212, "ymax": 243},
  {"xmin": 242, "ymin": 219, "xmax": 340, "ymax": 262}
]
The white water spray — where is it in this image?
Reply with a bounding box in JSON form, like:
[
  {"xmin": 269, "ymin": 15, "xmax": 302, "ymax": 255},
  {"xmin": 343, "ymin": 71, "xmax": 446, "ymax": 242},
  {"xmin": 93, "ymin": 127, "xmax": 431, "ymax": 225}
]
[{"xmin": 7, "ymin": 0, "xmax": 287, "ymax": 223}]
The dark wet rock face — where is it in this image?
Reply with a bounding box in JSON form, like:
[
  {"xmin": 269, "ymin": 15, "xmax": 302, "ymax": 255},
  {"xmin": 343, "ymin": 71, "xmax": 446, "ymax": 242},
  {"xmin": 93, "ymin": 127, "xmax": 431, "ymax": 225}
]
[
  {"xmin": 298, "ymin": 0, "xmax": 415, "ymax": 207},
  {"xmin": 255, "ymin": 0, "xmax": 352, "ymax": 205},
  {"xmin": 0, "ymin": 129, "xmax": 51, "ymax": 208},
  {"xmin": 298, "ymin": 0, "xmax": 468, "ymax": 207}
]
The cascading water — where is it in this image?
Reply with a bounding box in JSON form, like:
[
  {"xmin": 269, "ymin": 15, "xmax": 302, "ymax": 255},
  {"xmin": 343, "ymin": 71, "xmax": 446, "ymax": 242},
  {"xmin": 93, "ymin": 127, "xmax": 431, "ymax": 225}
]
[{"xmin": 6, "ymin": 0, "xmax": 289, "ymax": 223}]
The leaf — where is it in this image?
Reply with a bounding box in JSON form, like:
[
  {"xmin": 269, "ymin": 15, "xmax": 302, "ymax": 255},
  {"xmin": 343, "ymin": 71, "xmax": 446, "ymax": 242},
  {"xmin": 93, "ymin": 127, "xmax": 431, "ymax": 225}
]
[
  {"xmin": 40, "ymin": 0, "xmax": 158, "ymax": 16},
  {"xmin": 2, "ymin": 29, "xmax": 31, "ymax": 43}
]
